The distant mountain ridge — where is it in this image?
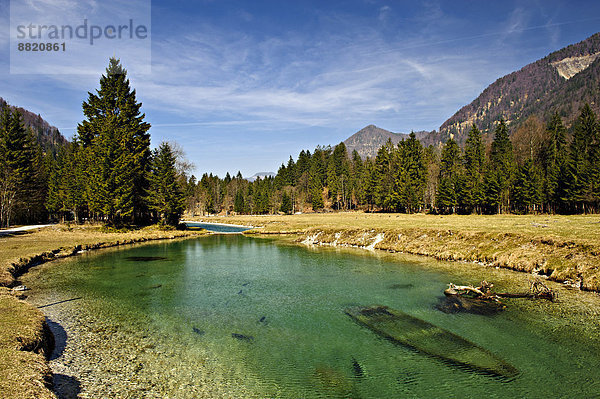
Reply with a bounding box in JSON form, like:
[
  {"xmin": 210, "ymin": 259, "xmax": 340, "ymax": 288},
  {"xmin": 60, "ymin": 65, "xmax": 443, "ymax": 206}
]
[
  {"xmin": 344, "ymin": 125, "xmax": 430, "ymax": 159},
  {"xmin": 344, "ymin": 125, "xmax": 407, "ymax": 158},
  {"xmin": 245, "ymin": 172, "xmax": 276, "ymax": 182},
  {"xmin": 437, "ymin": 32, "xmax": 600, "ymax": 144},
  {"xmin": 0, "ymin": 97, "xmax": 67, "ymax": 152},
  {"xmin": 343, "ymin": 33, "xmax": 600, "ymax": 152}
]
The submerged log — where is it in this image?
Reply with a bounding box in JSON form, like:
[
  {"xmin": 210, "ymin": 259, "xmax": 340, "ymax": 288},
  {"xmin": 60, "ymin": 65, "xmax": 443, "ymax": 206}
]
[
  {"xmin": 346, "ymin": 305, "xmax": 518, "ymax": 378},
  {"xmin": 443, "ymin": 278, "xmax": 557, "ymax": 313},
  {"xmin": 436, "ymin": 295, "xmax": 506, "ymax": 315}
]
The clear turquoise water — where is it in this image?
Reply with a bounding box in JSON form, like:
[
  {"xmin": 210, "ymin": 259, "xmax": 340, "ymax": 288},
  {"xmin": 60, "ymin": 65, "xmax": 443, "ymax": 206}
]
[{"xmin": 27, "ymin": 235, "xmax": 600, "ymax": 398}]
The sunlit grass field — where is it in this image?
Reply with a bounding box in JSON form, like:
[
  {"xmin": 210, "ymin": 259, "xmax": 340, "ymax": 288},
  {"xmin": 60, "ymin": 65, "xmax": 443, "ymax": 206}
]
[{"xmin": 188, "ymin": 212, "xmax": 600, "ymax": 243}]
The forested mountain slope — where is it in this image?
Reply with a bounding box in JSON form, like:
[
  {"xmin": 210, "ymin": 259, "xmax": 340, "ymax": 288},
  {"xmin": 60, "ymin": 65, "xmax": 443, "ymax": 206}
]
[
  {"xmin": 437, "ymin": 32, "xmax": 600, "ymax": 145},
  {"xmin": 0, "ymin": 97, "xmax": 67, "ymax": 152}
]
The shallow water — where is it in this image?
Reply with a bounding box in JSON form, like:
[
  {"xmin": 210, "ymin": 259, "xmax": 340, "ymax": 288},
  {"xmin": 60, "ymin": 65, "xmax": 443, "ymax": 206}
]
[{"xmin": 25, "ymin": 235, "xmax": 600, "ymax": 398}]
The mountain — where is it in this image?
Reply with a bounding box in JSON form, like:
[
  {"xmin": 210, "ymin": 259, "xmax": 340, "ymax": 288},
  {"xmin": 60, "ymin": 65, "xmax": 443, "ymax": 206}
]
[
  {"xmin": 0, "ymin": 97, "xmax": 67, "ymax": 152},
  {"xmin": 344, "ymin": 125, "xmax": 407, "ymax": 159},
  {"xmin": 437, "ymin": 32, "xmax": 600, "ymax": 145},
  {"xmin": 344, "ymin": 125, "xmax": 430, "ymax": 158},
  {"xmin": 245, "ymin": 172, "xmax": 276, "ymax": 182}
]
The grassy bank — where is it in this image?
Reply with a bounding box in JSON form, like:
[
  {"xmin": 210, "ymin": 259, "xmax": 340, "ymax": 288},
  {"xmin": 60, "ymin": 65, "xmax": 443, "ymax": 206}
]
[
  {"xmin": 0, "ymin": 224, "xmax": 207, "ymax": 399},
  {"xmin": 188, "ymin": 213, "xmax": 600, "ymax": 291}
]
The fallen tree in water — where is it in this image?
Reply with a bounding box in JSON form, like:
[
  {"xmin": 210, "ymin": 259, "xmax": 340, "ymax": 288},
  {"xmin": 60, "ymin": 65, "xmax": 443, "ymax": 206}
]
[{"xmin": 438, "ymin": 279, "xmax": 557, "ymax": 315}]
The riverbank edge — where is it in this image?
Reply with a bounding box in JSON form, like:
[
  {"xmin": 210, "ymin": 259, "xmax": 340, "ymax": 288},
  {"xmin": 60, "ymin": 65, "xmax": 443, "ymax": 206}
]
[
  {"xmin": 0, "ymin": 227, "xmax": 208, "ymax": 399},
  {"xmin": 244, "ymin": 226, "xmax": 599, "ymax": 292}
]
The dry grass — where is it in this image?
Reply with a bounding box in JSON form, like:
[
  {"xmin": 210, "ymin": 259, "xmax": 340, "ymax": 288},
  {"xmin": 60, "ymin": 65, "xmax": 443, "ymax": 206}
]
[
  {"xmin": 0, "ymin": 288, "xmax": 55, "ymax": 399},
  {"xmin": 188, "ymin": 212, "xmax": 600, "ymax": 291},
  {"xmin": 0, "ymin": 224, "xmax": 207, "ymax": 398},
  {"xmin": 188, "ymin": 213, "xmax": 600, "ymax": 242}
]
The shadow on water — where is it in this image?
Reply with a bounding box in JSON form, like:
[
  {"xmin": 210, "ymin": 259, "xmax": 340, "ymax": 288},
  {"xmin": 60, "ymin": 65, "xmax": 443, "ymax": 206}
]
[
  {"xmin": 46, "ymin": 318, "xmax": 67, "ymax": 360},
  {"xmin": 46, "ymin": 318, "xmax": 81, "ymax": 398},
  {"xmin": 38, "ymin": 297, "xmax": 82, "ymax": 309},
  {"xmin": 53, "ymin": 374, "xmax": 82, "ymax": 399}
]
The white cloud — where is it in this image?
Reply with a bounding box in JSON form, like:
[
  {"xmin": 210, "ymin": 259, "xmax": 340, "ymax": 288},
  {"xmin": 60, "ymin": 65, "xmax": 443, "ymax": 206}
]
[
  {"xmin": 136, "ymin": 18, "xmax": 492, "ymax": 133},
  {"xmin": 378, "ymin": 5, "xmax": 391, "ymax": 22}
]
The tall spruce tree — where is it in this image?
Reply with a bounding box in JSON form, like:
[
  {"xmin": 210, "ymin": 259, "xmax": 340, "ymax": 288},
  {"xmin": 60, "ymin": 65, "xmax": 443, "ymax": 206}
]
[
  {"xmin": 564, "ymin": 104, "xmax": 597, "ymax": 213},
  {"xmin": 147, "ymin": 142, "xmax": 185, "ymax": 226},
  {"xmin": 436, "ymin": 138, "xmax": 462, "ymax": 214},
  {"xmin": 234, "ymin": 190, "xmax": 246, "ymax": 214},
  {"xmin": 543, "ymin": 113, "xmax": 568, "ymax": 212},
  {"xmin": 77, "ymin": 57, "xmax": 151, "ymax": 224},
  {"xmin": 280, "ymin": 192, "xmax": 292, "ymax": 214},
  {"xmin": 462, "ymin": 125, "xmax": 485, "ymax": 213},
  {"xmin": 309, "ymin": 162, "xmax": 324, "ymax": 210},
  {"xmin": 513, "ymin": 159, "xmax": 544, "ymax": 213},
  {"xmin": 486, "ymin": 120, "xmax": 514, "ymax": 213},
  {"xmin": 398, "ymin": 132, "xmax": 427, "ymax": 213},
  {"xmin": 0, "ymin": 109, "xmax": 38, "ymax": 227},
  {"xmin": 374, "ymin": 140, "xmax": 395, "ymax": 210}
]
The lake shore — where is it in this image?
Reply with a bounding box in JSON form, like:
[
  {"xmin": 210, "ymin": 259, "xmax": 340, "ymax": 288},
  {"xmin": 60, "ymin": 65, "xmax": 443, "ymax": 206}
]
[
  {"xmin": 0, "ymin": 224, "xmax": 208, "ymax": 399},
  {"xmin": 3, "ymin": 214, "xmax": 600, "ymax": 397},
  {"xmin": 188, "ymin": 212, "xmax": 600, "ymax": 292}
]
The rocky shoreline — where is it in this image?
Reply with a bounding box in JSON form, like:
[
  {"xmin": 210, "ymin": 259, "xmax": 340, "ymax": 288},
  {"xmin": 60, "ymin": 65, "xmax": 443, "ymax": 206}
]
[
  {"xmin": 27, "ymin": 292, "xmax": 256, "ymax": 398},
  {"xmin": 0, "ymin": 227, "xmax": 207, "ymax": 399}
]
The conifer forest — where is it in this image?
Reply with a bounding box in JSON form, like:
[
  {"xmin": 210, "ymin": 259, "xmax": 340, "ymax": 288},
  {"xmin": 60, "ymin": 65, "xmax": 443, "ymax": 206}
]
[{"xmin": 1, "ymin": 58, "xmax": 599, "ymax": 228}]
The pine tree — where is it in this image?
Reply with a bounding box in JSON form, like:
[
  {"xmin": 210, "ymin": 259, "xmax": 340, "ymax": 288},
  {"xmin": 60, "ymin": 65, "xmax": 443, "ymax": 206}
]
[
  {"xmin": 147, "ymin": 142, "xmax": 185, "ymax": 226},
  {"xmin": 398, "ymin": 132, "xmax": 427, "ymax": 213},
  {"xmin": 374, "ymin": 140, "xmax": 394, "ymax": 210},
  {"xmin": 309, "ymin": 160, "xmax": 324, "ymax": 210},
  {"xmin": 280, "ymin": 192, "xmax": 292, "ymax": 214},
  {"xmin": 0, "ymin": 109, "xmax": 38, "ymax": 227},
  {"xmin": 513, "ymin": 159, "xmax": 544, "ymax": 213},
  {"xmin": 362, "ymin": 159, "xmax": 377, "ymax": 211},
  {"xmin": 483, "ymin": 162, "xmax": 501, "ymax": 214},
  {"xmin": 234, "ymin": 191, "xmax": 245, "ymax": 214},
  {"xmin": 564, "ymin": 104, "xmax": 597, "ymax": 213},
  {"xmin": 77, "ymin": 57, "xmax": 151, "ymax": 224},
  {"xmin": 286, "ymin": 156, "xmax": 297, "ymax": 186},
  {"xmin": 486, "ymin": 120, "xmax": 514, "ymax": 213},
  {"xmin": 436, "ymin": 138, "xmax": 462, "ymax": 214},
  {"xmin": 543, "ymin": 113, "xmax": 568, "ymax": 212},
  {"xmin": 462, "ymin": 125, "xmax": 485, "ymax": 213},
  {"xmin": 45, "ymin": 148, "xmax": 63, "ymax": 220},
  {"xmin": 350, "ymin": 150, "xmax": 364, "ymax": 209}
]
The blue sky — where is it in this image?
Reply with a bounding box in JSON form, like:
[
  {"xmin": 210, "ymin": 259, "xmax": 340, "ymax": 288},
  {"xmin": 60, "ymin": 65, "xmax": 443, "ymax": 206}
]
[{"xmin": 1, "ymin": 0, "xmax": 600, "ymax": 177}]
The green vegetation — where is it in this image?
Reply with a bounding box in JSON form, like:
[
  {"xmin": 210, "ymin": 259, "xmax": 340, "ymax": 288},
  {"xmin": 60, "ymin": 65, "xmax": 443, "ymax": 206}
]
[
  {"xmin": 44, "ymin": 58, "xmax": 186, "ymax": 227},
  {"xmin": 184, "ymin": 106, "xmax": 599, "ymax": 216},
  {"xmin": 0, "ymin": 108, "xmax": 47, "ymax": 228},
  {"xmin": 147, "ymin": 142, "xmax": 186, "ymax": 226},
  {"xmin": 2, "ymin": 58, "xmax": 187, "ymax": 229},
  {"xmin": 439, "ymin": 33, "xmax": 600, "ymax": 143}
]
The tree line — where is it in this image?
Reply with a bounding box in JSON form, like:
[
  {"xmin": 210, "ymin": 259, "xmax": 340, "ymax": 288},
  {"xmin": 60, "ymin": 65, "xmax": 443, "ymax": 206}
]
[
  {"xmin": 1, "ymin": 58, "xmax": 599, "ymax": 228},
  {"xmin": 0, "ymin": 58, "xmax": 186, "ymax": 228},
  {"xmin": 185, "ymin": 104, "xmax": 600, "ymax": 216}
]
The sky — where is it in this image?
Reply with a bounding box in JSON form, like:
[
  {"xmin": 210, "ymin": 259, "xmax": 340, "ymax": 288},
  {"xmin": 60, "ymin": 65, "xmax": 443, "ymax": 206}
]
[{"xmin": 1, "ymin": 0, "xmax": 600, "ymax": 177}]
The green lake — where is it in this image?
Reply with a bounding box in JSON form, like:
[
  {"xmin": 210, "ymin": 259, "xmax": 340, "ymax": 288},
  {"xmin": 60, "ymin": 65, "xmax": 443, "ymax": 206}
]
[{"xmin": 24, "ymin": 234, "xmax": 600, "ymax": 398}]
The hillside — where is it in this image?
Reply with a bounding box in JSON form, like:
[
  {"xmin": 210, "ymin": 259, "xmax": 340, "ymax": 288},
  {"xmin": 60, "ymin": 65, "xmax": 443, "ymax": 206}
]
[
  {"xmin": 0, "ymin": 97, "xmax": 67, "ymax": 152},
  {"xmin": 438, "ymin": 32, "xmax": 600, "ymax": 144},
  {"xmin": 343, "ymin": 125, "xmax": 407, "ymax": 158},
  {"xmin": 344, "ymin": 125, "xmax": 430, "ymax": 158}
]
